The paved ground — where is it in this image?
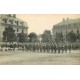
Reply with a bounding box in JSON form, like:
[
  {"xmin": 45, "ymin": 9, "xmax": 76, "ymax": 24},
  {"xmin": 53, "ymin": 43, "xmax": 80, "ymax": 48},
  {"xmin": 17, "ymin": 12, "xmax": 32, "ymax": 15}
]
[{"xmin": 0, "ymin": 50, "xmax": 80, "ymax": 65}]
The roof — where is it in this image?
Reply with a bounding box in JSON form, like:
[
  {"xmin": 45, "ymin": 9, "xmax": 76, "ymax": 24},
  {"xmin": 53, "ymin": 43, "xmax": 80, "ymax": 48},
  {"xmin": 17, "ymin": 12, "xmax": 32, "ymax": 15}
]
[
  {"xmin": 0, "ymin": 14, "xmax": 28, "ymax": 28},
  {"xmin": 54, "ymin": 18, "xmax": 80, "ymax": 26},
  {"xmin": 2, "ymin": 16, "xmax": 25, "ymax": 23},
  {"xmin": 0, "ymin": 14, "xmax": 25, "ymax": 22}
]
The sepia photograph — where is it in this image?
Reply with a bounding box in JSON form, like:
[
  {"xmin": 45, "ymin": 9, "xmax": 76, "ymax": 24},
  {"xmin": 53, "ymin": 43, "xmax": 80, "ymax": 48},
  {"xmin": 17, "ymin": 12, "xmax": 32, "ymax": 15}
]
[{"xmin": 0, "ymin": 14, "xmax": 80, "ymax": 64}]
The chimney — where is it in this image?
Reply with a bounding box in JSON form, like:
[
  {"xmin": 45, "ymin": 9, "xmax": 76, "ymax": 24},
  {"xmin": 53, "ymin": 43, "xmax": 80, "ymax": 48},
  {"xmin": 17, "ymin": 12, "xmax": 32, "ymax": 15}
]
[
  {"xmin": 66, "ymin": 17, "xmax": 69, "ymax": 21},
  {"xmin": 63, "ymin": 18, "xmax": 65, "ymax": 22},
  {"xmin": 13, "ymin": 14, "xmax": 16, "ymax": 18}
]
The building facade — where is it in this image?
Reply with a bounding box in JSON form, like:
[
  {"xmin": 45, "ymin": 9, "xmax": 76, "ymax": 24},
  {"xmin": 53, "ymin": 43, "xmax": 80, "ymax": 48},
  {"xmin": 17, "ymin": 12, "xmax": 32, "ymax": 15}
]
[
  {"xmin": 0, "ymin": 14, "xmax": 28, "ymax": 42},
  {"xmin": 52, "ymin": 18, "xmax": 80, "ymax": 41}
]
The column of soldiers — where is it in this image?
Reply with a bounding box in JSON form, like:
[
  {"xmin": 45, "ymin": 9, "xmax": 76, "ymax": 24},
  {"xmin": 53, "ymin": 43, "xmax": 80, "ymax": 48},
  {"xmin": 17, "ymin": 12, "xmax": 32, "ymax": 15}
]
[{"xmin": 0, "ymin": 42, "xmax": 73, "ymax": 53}]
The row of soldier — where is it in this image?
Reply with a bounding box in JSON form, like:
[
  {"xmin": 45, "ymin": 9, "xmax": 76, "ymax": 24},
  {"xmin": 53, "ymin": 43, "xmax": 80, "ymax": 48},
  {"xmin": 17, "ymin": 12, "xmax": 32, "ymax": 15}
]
[{"xmin": 0, "ymin": 43, "xmax": 72, "ymax": 53}]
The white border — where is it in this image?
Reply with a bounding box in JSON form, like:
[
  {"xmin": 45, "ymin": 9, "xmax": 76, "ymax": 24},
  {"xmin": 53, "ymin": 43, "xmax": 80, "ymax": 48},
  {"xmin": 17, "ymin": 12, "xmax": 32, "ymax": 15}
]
[
  {"xmin": 0, "ymin": 0, "xmax": 80, "ymax": 14},
  {"xmin": 0, "ymin": 0, "xmax": 80, "ymax": 80}
]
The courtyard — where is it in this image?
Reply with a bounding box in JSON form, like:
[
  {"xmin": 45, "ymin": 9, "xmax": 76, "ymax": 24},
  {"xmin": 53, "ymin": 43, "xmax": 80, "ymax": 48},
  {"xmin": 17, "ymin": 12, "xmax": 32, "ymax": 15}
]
[{"xmin": 0, "ymin": 50, "xmax": 80, "ymax": 65}]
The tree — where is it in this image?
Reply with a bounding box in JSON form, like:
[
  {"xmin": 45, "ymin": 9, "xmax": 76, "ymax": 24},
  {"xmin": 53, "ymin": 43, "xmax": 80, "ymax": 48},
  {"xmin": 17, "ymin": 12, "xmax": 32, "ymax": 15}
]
[
  {"xmin": 3, "ymin": 26, "xmax": 17, "ymax": 42},
  {"xmin": 55, "ymin": 33, "xmax": 63, "ymax": 43},
  {"xmin": 41, "ymin": 30, "xmax": 52, "ymax": 43},
  {"xmin": 28, "ymin": 32, "xmax": 38, "ymax": 42},
  {"xmin": 66, "ymin": 31, "xmax": 77, "ymax": 43},
  {"xmin": 17, "ymin": 32, "xmax": 28, "ymax": 43}
]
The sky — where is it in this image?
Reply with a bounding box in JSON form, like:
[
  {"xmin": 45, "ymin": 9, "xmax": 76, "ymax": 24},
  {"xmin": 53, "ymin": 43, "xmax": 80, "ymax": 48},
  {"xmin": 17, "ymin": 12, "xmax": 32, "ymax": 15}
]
[{"xmin": 16, "ymin": 14, "xmax": 80, "ymax": 35}]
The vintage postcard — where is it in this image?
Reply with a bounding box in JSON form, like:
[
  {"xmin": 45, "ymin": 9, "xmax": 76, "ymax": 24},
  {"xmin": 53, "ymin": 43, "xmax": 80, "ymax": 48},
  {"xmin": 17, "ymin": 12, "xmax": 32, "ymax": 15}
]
[{"xmin": 0, "ymin": 14, "xmax": 80, "ymax": 64}]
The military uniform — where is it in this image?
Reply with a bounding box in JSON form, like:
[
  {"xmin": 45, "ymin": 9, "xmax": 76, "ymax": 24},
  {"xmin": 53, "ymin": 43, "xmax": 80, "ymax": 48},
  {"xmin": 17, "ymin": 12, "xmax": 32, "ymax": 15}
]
[
  {"xmin": 61, "ymin": 44, "xmax": 64, "ymax": 53},
  {"xmin": 57, "ymin": 44, "xmax": 61, "ymax": 53},
  {"xmin": 68, "ymin": 44, "xmax": 72, "ymax": 53},
  {"xmin": 51, "ymin": 43, "xmax": 54, "ymax": 53},
  {"xmin": 36, "ymin": 44, "xmax": 39, "ymax": 52},
  {"xmin": 39, "ymin": 44, "xmax": 43, "ymax": 52},
  {"xmin": 54, "ymin": 44, "xmax": 57, "ymax": 53},
  {"xmin": 43, "ymin": 44, "xmax": 46, "ymax": 52},
  {"xmin": 64, "ymin": 44, "xmax": 67, "ymax": 53}
]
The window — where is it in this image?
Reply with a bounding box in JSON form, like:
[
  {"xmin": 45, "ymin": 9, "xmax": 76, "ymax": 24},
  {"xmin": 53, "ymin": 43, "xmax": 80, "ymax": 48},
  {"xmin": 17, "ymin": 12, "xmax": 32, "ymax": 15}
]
[
  {"xmin": 56, "ymin": 32, "xmax": 57, "ymax": 35},
  {"xmin": 77, "ymin": 30, "xmax": 79, "ymax": 34},
  {"xmin": 68, "ymin": 24, "xmax": 71, "ymax": 28},
  {"xmin": 8, "ymin": 14, "xmax": 11, "ymax": 17},
  {"xmin": 22, "ymin": 29, "xmax": 24, "ymax": 32},
  {"xmin": 3, "ymin": 19, "xmax": 7, "ymax": 23},
  {"xmin": 62, "ymin": 25, "xmax": 65, "ymax": 29},
  {"xmin": 61, "ymin": 31, "xmax": 62, "ymax": 34},
  {"xmin": 0, "ymin": 31, "xmax": 1, "ymax": 37},
  {"xmin": 66, "ymin": 25, "xmax": 67, "ymax": 29},
  {"xmin": 53, "ymin": 26, "xmax": 55, "ymax": 29},
  {"xmin": 15, "ymin": 21, "xmax": 19, "ymax": 25},
  {"xmin": 58, "ymin": 26, "xmax": 59, "ymax": 29},
  {"xmin": 71, "ymin": 30, "xmax": 73, "ymax": 33},
  {"xmin": 74, "ymin": 23, "xmax": 77, "ymax": 27},
  {"xmin": 60, "ymin": 25, "xmax": 62, "ymax": 29},
  {"xmin": 17, "ymin": 28, "xmax": 19, "ymax": 32},
  {"xmin": 9, "ymin": 20, "xmax": 13, "ymax": 24},
  {"xmin": 5, "ymin": 20, "xmax": 7, "ymax": 23},
  {"xmin": 17, "ymin": 21, "xmax": 18, "ymax": 25}
]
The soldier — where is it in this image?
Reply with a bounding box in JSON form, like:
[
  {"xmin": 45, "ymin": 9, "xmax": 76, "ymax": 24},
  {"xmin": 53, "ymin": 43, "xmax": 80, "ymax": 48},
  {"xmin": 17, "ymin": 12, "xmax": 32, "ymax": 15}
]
[
  {"xmin": 51, "ymin": 43, "xmax": 54, "ymax": 53},
  {"xmin": 36, "ymin": 43, "xmax": 39, "ymax": 52},
  {"xmin": 13, "ymin": 43, "xmax": 17, "ymax": 50},
  {"xmin": 21, "ymin": 44, "xmax": 24, "ymax": 51},
  {"xmin": 27, "ymin": 44, "xmax": 29, "ymax": 52},
  {"xmin": 33, "ymin": 43, "xmax": 36, "ymax": 52},
  {"xmin": 1, "ymin": 44, "xmax": 4, "ymax": 51},
  {"xmin": 46, "ymin": 43, "xmax": 49, "ymax": 53},
  {"xmin": 64, "ymin": 44, "xmax": 68, "ymax": 53},
  {"xmin": 61, "ymin": 44, "xmax": 64, "ymax": 53},
  {"xmin": 39, "ymin": 43, "xmax": 43, "ymax": 53},
  {"xmin": 57, "ymin": 44, "xmax": 61, "ymax": 53},
  {"xmin": 29, "ymin": 43, "xmax": 32, "ymax": 52},
  {"xmin": 68, "ymin": 43, "xmax": 72, "ymax": 53},
  {"xmin": 54, "ymin": 43, "xmax": 57, "ymax": 53},
  {"xmin": 25, "ymin": 44, "xmax": 28, "ymax": 52},
  {"xmin": 42, "ymin": 44, "xmax": 46, "ymax": 52}
]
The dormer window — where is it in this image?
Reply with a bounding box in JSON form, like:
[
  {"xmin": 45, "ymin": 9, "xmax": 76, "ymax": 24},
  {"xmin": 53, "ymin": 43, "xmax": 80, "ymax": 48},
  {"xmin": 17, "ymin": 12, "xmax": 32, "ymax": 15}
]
[
  {"xmin": 74, "ymin": 23, "xmax": 77, "ymax": 27},
  {"xmin": 3, "ymin": 18, "xmax": 7, "ymax": 23},
  {"xmin": 15, "ymin": 21, "xmax": 19, "ymax": 25},
  {"xmin": 77, "ymin": 30, "xmax": 79, "ymax": 34},
  {"xmin": 68, "ymin": 24, "xmax": 71, "ymax": 28},
  {"xmin": 66, "ymin": 25, "xmax": 67, "ymax": 29},
  {"xmin": 9, "ymin": 20, "xmax": 13, "ymax": 24},
  {"xmin": 17, "ymin": 28, "xmax": 19, "ymax": 32}
]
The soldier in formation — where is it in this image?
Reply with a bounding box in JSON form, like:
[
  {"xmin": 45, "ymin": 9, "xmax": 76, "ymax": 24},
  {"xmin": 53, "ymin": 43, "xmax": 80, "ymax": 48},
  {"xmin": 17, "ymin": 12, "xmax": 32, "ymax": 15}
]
[{"xmin": 0, "ymin": 42, "xmax": 74, "ymax": 53}]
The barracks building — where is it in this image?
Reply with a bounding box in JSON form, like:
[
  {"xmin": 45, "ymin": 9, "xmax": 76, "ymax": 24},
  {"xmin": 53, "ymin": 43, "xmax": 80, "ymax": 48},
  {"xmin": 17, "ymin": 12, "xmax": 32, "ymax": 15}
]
[
  {"xmin": 52, "ymin": 18, "xmax": 80, "ymax": 41},
  {"xmin": 0, "ymin": 14, "xmax": 28, "ymax": 42}
]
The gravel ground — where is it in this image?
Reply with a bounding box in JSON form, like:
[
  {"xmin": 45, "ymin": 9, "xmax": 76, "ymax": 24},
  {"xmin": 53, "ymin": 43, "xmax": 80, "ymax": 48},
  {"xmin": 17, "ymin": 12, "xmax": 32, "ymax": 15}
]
[{"xmin": 0, "ymin": 50, "xmax": 80, "ymax": 65}]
